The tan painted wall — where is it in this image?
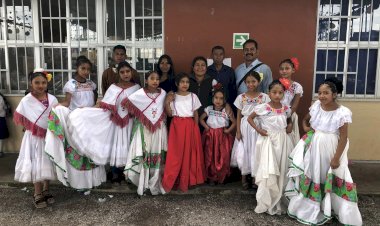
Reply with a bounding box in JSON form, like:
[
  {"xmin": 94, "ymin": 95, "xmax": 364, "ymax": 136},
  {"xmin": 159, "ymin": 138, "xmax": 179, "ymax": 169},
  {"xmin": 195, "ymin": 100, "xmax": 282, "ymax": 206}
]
[{"xmin": 339, "ymin": 101, "xmax": 380, "ymax": 160}]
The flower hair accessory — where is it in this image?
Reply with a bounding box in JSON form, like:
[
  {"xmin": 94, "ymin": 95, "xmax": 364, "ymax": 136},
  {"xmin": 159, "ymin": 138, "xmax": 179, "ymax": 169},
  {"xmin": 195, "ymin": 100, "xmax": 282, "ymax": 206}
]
[
  {"xmin": 258, "ymin": 72, "xmax": 264, "ymax": 81},
  {"xmin": 33, "ymin": 68, "xmax": 52, "ymax": 82},
  {"xmin": 212, "ymin": 79, "xmax": 223, "ymax": 91},
  {"xmin": 290, "ymin": 57, "xmax": 300, "ymax": 71},
  {"xmin": 279, "ymin": 78, "xmax": 291, "ymax": 90}
]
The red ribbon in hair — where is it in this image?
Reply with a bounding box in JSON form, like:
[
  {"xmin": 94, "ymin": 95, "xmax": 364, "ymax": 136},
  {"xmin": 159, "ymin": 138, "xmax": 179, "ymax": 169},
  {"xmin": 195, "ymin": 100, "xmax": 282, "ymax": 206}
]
[
  {"xmin": 290, "ymin": 57, "xmax": 300, "ymax": 71},
  {"xmin": 279, "ymin": 78, "xmax": 291, "ymax": 90}
]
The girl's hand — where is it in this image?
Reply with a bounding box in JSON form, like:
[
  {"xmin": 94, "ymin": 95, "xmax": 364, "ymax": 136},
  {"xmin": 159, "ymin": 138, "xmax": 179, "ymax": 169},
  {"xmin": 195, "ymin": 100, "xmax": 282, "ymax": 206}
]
[
  {"xmin": 165, "ymin": 92, "xmax": 175, "ymax": 103},
  {"xmin": 303, "ymin": 126, "xmax": 312, "ymax": 133},
  {"xmin": 236, "ymin": 131, "xmax": 242, "ymax": 140},
  {"xmin": 223, "ymin": 128, "xmax": 229, "ymax": 134},
  {"xmin": 330, "ymin": 157, "xmax": 340, "ymax": 169},
  {"xmin": 258, "ymin": 129, "xmax": 268, "ymax": 136},
  {"xmin": 204, "ymin": 126, "xmax": 210, "ymax": 131},
  {"xmin": 286, "ymin": 123, "xmax": 293, "ymax": 134}
]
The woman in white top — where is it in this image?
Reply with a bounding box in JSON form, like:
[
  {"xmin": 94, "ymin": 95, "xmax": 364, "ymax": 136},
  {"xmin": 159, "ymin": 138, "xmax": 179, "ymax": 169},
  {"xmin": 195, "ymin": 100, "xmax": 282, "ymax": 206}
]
[
  {"xmin": 286, "ymin": 77, "xmax": 362, "ymax": 225},
  {"xmin": 45, "ymin": 56, "xmax": 106, "ymax": 190}
]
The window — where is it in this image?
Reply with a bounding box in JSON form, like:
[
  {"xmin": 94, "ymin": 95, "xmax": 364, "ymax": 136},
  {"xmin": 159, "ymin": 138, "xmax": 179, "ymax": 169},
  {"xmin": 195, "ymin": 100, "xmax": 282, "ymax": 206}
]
[
  {"xmin": 0, "ymin": 0, "xmax": 164, "ymax": 95},
  {"xmin": 315, "ymin": 0, "xmax": 380, "ymax": 99}
]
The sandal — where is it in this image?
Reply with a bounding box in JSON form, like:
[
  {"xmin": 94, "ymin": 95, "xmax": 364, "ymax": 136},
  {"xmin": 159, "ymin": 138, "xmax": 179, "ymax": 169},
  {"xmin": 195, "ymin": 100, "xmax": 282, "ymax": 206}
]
[
  {"xmin": 42, "ymin": 190, "xmax": 55, "ymax": 204},
  {"xmin": 34, "ymin": 193, "xmax": 47, "ymax": 209},
  {"xmin": 242, "ymin": 175, "xmax": 249, "ymax": 190}
]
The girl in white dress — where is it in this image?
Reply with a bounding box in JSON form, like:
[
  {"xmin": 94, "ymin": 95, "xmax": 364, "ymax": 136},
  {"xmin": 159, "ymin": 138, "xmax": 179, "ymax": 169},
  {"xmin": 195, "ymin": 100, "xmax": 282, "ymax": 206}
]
[
  {"xmin": 232, "ymin": 71, "xmax": 270, "ymax": 189},
  {"xmin": 45, "ymin": 56, "xmax": 106, "ymax": 190},
  {"xmin": 123, "ymin": 71, "xmax": 167, "ymax": 196},
  {"xmin": 14, "ymin": 69, "xmax": 57, "ymax": 208},
  {"xmin": 279, "ymin": 58, "xmax": 303, "ymax": 146},
  {"xmin": 286, "ymin": 77, "xmax": 362, "ymax": 225},
  {"xmin": 68, "ymin": 62, "xmax": 140, "ymax": 167},
  {"xmin": 247, "ymin": 79, "xmax": 294, "ymax": 215}
]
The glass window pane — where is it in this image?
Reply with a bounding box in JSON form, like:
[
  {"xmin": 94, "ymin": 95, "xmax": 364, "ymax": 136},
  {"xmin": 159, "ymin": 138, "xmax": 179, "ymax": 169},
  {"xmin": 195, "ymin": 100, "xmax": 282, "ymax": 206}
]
[
  {"xmin": 69, "ymin": 0, "xmax": 78, "ymax": 17},
  {"xmin": 337, "ymin": 50, "xmax": 344, "ymax": 71},
  {"xmin": 115, "ymin": 0, "xmax": 125, "ymax": 40},
  {"xmin": 135, "ymin": 19, "xmax": 143, "ymax": 41},
  {"xmin": 125, "ymin": 19, "xmax": 132, "ymax": 41},
  {"xmin": 348, "ymin": 49, "xmax": 358, "ymax": 72},
  {"xmin": 316, "ymin": 50, "xmax": 326, "ymax": 71},
  {"xmin": 356, "ymin": 49, "xmax": 368, "ymax": 94},
  {"xmin": 339, "ymin": 18, "xmax": 347, "ymax": 41},
  {"xmin": 125, "ymin": 0, "xmax": 131, "ymax": 17},
  {"xmin": 153, "ymin": 0, "xmax": 162, "ymax": 16},
  {"xmin": 370, "ymin": 0, "xmax": 380, "ymax": 41},
  {"xmin": 106, "ymin": 0, "xmax": 115, "ymax": 40},
  {"xmin": 327, "ymin": 50, "xmax": 337, "ymax": 71},
  {"xmin": 154, "ymin": 19, "xmax": 162, "ymax": 41},
  {"xmin": 135, "ymin": 0, "xmax": 142, "ymax": 16},
  {"xmin": 144, "ymin": 19, "xmax": 152, "ymax": 40},
  {"xmin": 0, "ymin": 48, "xmax": 5, "ymax": 69},
  {"xmin": 78, "ymin": 0, "xmax": 87, "ymax": 17},
  {"xmin": 329, "ymin": 19, "xmax": 341, "ymax": 41},
  {"xmin": 346, "ymin": 73, "xmax": 356, "ymax": 94},
  {"xmin": 318, "ymin": 18, "xmax": 329, "ymax": 41},
  {"xmin": 51, "ymin": 0, "xmax": 60, "ymax": 18},
  {"xmin": 39, "ymin": 0, "xmax": 50, "ymax": 17},
  {"xmin": 0, "ymin": 72, "xmax": 6, "ymax": 90},
  {"xmin": 315, "ymin": 74, "xmax": 326, "ymax": 93},
  {"xmin": 366, "ymin": 49, "xmax": 378, "ymax": 94},
  {"xmin": 144, "ymin": 0, "xmax": 152, "ymax": 16},
  {"xmin": 319, "ymin": 0, "xmax": 330, "ymax": 16},
  {"xmin": 6, "ymin": 0, "xmax": 34, "ymax": 41},
  {"xmin": 53, "ymin": 48, "xmax": 62, "ymax": 69},
  {"xmin": 44, "ymin": 48, "xmax": 53, "ymax": 68}
]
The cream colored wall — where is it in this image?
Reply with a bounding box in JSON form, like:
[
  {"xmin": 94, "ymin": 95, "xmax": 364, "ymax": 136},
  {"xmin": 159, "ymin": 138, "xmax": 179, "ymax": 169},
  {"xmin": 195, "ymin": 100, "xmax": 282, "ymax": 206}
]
[
  {"xmin": 340, "ymin": 101, "xmax": 380, "ymax": 160},
  {"xmin": 3, "ymin": 97, "xmax": 380, "ymax": 160}
]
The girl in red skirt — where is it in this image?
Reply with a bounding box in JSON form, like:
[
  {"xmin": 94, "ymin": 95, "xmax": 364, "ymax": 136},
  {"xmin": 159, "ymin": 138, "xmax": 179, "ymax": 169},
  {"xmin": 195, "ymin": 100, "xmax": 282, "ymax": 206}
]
[
  {"xmin": 200, "ymin": 90, "xmax": 236, "ymax": 185},
  {"xmin": 162, "ymin": 72, "xmax": 205, "ymax": 192}
]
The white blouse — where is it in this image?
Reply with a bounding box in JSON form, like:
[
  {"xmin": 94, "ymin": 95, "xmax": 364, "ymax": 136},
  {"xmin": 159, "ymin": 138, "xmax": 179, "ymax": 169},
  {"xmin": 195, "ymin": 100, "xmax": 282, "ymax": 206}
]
[
  {"xmin": 254, "ymin": 103, "xmax": 291, "ymax": 132},
  {"xmin": 204, "ymin": 106, "xmax": 230, "ymax": 129},
  {"xmin": 234, "ymin": 93, "xmax": 270, "ymax": 116},
  {"xmin": 281, "ymin": 81, "xmax": 303, "ymax": 107},
  {"xmin": 170, "ymin": 93, "xmax": 202, "ymax": 117},
  {"xmin": 309, "ymin": 100, "xmax": 352, "ymax": 134},
  {"xmin": 63, "ymin": 78, "xmax": 97, "ymax": 110}
]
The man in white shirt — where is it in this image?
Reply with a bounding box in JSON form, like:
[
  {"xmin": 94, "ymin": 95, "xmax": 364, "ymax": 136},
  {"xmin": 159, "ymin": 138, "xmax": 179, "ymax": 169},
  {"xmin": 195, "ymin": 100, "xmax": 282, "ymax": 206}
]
[{"xmin": 235, "ymin": 39, "xmax": 272, "ymax": 94}]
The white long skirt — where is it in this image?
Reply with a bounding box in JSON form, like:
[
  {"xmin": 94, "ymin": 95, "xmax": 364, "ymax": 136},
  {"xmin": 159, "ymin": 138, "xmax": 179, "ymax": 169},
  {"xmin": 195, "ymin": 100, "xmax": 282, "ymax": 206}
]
[
  {"xmin": 286, "ymin": 131, "xmax": 362, "ymax": 225},
  {"xmin": 124, "ymin": 119, "xmax": 167, "ymax": 195},
  {"xmin": 234, "ymin": 116, "xmax": 259, "ymax": 175},
  {"xmin": 288, "ymin": 113, "xmax": 300, "ymax": 147},
  {"xmin": 15, "ymin": 131, "xmax": 56, "ymax": 183},
  {"xmin": 254, "ymin": 130, "xmax": 293, "ymax": 215},
  {"xmin": 68, "ymin": 108, "xmax": 133, "ymax": 167},
  {"xmin": 45, "ymin": 106, "xmax": 106, "ymax": 190}
]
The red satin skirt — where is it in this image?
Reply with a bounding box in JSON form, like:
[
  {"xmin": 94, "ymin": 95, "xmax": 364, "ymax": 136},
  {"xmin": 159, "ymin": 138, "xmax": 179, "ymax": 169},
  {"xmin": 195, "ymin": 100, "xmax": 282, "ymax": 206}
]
[
  {"xmin": 162, "ymin": 117, "xmax": 205, "ymax": 192},
  {"xmin": 203, "ymin": 128, "xmax": 234, "ymax": 183}
]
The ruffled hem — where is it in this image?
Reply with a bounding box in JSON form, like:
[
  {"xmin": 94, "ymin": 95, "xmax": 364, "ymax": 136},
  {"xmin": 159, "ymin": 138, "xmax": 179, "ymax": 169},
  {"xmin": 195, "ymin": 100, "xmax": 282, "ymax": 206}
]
[
  {"xmin": 13, "ymin": 111, "xmax": 46, "ymax": 138},
  {"xmin": 121, "ymin": 98, "xmax": 165, "ymax": 133},
  {"xmin": 99, "ymin": 101, "xmax": 130, "ymax": 128}
]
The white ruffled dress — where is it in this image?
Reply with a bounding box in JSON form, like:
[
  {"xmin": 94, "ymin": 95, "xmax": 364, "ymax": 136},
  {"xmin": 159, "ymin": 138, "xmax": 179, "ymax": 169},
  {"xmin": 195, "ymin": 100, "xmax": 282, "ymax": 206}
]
[
  {"xmin": 68, "ymin": 84, "xmax": 140, "ymax": 166},
  {"xmin": 285, "ymin": 100, "xmax": 362, "ymax": 225},
  {"xmin": 253, "ymin": 103, "xmax": 294, "ymax": 215},
  {"xmin": 281, "ymin": 81, "xmax": 303, "ymax": 146},
  {"xmin": 232, "ymin": 93, "xmax": 270, "ymax": 175}
]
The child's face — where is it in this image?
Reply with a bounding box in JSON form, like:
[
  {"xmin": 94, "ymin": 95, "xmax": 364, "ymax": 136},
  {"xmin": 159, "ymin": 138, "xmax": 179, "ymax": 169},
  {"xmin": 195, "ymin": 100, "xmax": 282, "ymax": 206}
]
[
  {"xmin": 145, "ymin": 72, "xmax": 160, "ymax": 89},
  {"xmin": 318, "ymin": 84, "xmax": 336, "ymax": 105},
  {"xmin": 77, "ymin": 63, "xmax": 91, "ymax": 79},
  {"xmin": 177, "ymin": 77, "xmax": 189, "ymax": 92},
  {"xmin": 279, "ymin": 62, "xmax": 295, "ymax": 79},
  {"xmin": 159, "ymin": 58, "xmax": 171, "ymax": 74},
  {"xmin": 269, "ymin": 84, "xmax": 284, "ymax": 103},
  {"xmin": 119, "ymin": 66, "xmax": 132, "ymax": 83},
  {"xmin": 30, "ymin": 75, "xmax": 47, "ymax": 96},
  {"xmin": 213, "ymin": 92, "xmax": 225, "ymax": 108},
  {"xmin": 212, "ymin": 49, "xmax": 224, "ymax": 65},
  {"xmin": 245, "ymin": 76, "xmax": 259, "ymax": 91},
  {"xmin": 193, "ymin": 60, "xmax": 207, "ymax": 77},
  {"xmin": 113, "ymin": 49, "xmax": 126, "ymax": 64}
]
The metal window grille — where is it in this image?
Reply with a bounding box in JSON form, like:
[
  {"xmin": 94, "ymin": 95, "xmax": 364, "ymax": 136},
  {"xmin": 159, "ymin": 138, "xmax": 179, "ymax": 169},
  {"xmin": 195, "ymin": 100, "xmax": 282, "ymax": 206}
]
[
  {"xmin": 0, "ymin": 0, "xmax": 164, "ymax": 95},
  {"xmin": 315, "ymin": 0, "xmax": 380, "ymax": 99}
]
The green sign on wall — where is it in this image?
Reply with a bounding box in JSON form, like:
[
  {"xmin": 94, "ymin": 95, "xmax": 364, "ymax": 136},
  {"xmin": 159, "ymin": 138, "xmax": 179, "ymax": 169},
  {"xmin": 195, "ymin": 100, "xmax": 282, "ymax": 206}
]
[{"xmin": 233, "ymin": 33, "xmax": 250, "ymax": 49}]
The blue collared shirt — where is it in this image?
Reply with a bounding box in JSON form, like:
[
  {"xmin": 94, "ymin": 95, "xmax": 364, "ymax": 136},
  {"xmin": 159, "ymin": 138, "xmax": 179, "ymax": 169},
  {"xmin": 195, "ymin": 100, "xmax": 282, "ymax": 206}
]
[{"xmin": 235, "ymin": 59, "xmax": 273, "ymax": 94}]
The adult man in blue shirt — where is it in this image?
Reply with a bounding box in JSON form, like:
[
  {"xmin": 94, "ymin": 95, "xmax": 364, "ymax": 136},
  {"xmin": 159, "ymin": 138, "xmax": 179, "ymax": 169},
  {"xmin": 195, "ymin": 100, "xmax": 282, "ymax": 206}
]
[
  {"xmin": 207, "ymin": 46, "xmax": 237, "ymax": 107},
  {"xmin": 235, "ymin": 39, "xmax": 272, "ymax": 94}
]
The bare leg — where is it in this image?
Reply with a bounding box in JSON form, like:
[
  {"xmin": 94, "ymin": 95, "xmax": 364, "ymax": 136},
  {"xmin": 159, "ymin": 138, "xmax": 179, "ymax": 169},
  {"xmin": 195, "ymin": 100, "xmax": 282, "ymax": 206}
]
[{"xmin": 33, "ymin": 182, "xmax": 47, "ymax": 208}]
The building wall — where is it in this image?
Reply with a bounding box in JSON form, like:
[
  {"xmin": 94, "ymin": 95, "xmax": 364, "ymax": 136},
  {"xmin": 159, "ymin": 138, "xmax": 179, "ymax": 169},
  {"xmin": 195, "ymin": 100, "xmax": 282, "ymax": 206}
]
[{"xmin": 164, "ymin": 0, "xmax": 318, "ymax": 125}]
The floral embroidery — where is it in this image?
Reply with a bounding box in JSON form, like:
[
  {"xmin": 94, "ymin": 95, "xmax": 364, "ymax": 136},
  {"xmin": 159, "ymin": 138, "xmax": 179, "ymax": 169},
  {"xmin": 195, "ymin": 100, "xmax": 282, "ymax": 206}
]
[
  {"xmin": 265, "ymin": 104, "xmax": 289, "ymax": 114},
  {"xmin": 208, "ymin": 109, "xmax": 228, "ymax": 119},
  {"xmin": 143, "ymin": 151, "xmax": 166, "ymax": 169},
  {"xmin": 48, "ymin": 111, "xmax": 97, "ymax": 170},
  {"xmin": 242, "ymin": 94, "xmax": 263, "ymax": 106}
]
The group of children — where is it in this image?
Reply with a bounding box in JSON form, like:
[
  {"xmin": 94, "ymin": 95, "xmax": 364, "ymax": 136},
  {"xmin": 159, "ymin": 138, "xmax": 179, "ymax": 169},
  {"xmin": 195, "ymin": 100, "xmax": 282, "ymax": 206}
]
[{"xmin": 11, "ymin": 55, "xmax": 362, "ymax": 225}]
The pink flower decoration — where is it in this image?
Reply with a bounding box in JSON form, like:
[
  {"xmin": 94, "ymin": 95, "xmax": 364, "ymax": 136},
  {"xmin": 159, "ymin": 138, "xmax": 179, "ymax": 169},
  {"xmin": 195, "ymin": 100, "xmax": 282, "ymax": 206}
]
[
  {"xmin": 304, "ymin": 177, "xmax": 310, "ymax": 185},
  {"xmin": 336, "ymin": 177, "xmax": 343, "ymax": 188},
  {"xmin": 326, "ymin": 189, "xmax": 331, "ymax": 193},
  {"xmin": 279, "ymin": 78, "xmax": 291, "ymax": 90},
  {"xmin": 346, "ymin": 182, "xmax": 353, "ymax": 191},
  {"xmin": 314, "ymin": 184, "xmax": 320, "ymax": 192},
  {"xmin": 74, "ymin": 154, "xmax": 80, "ymax": 160},
  {"xmin": 342, "ymin": 194, "xmax": 349, "ymax": 201}
]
